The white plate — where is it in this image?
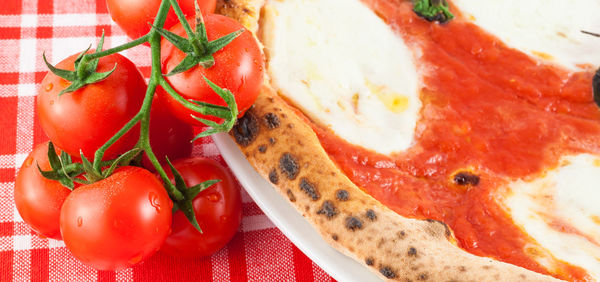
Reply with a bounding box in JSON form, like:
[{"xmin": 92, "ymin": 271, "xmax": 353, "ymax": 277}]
[{"xmin": 213, "ymin": 133, "xmax": 382, "ymax": 282}]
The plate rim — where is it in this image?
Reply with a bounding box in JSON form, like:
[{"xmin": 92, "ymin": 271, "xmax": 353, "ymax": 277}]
[{"xmin": 212, "ymin": 133, "xmax": 382, "ymax": 282}]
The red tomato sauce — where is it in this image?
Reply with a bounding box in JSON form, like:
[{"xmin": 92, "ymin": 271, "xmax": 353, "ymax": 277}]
[{"xmin": 310, "ymin": 1, "xmax": 599, "ymax": 280}]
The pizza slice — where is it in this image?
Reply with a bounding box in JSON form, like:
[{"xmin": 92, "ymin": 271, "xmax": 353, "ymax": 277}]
[{"xmin": 217, "ymin": 0, "xmax": 600, "ymax": 280}]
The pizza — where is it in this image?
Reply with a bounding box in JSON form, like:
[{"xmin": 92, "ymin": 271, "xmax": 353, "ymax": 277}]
[{"xmin": 216, "ymin": 0, "xmax": 600, "ymax": 280}]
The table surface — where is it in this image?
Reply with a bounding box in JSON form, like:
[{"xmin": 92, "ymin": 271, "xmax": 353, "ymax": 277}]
[{"xmin": 0, "ymin": 0, "xmax": 334, "ymax": 281}]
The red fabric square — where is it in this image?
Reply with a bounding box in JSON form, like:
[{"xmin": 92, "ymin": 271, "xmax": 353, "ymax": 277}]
[
  {"xmin": 0, "ymin": 97, "xmax": 17, "ymax": 155},
  {"xmin": 37, "ymin": 0, "xmax": 53, "ymax": 14},
  {"xmin": 0, "ymin": 27, "xmax": 20, "ymax": 40},
  {"xmin": 0, "ymin": 221, "xmax": 13, "ymax": 237},
  {"xmin": 0, "ymin": 250, "xmax": 14, "ymax": 281},
  {"xmin": 36, "ymin": 26, "xmax": 52, "ymax": 39},
  {"xmin": 0, "ymin": 168, "xmax": 15, "ymax": 184},
  {"xmin": 0, "ymin": 1, "xmax": 21, "ymax": 15},
  {"xmin": 0, "ymin": 72, "xmax": 19, "ymax": 86}
]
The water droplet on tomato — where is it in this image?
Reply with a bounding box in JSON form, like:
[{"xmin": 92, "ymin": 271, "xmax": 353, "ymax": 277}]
[
  {"xmin": 220, "ymin": 215, "xmax": 228, "ymax": 223},
  {"xmin": 24, "ymin": 157, "xmax": 33, "ymax": 167},
  {"xmin": 149, "ymin": 192, "xmax": 161, "ymax": 212},
  {"xmin": 113, "ymin": 219, "xmax": 121, "ymax": 228},
  {"xmin": 77, "ymin": 217, "xmax": 83, "ymax": 227},
  {"xmin": 206, "ymin": 192, "xmax": 220, "ymax": 202},
  {"xmin": 45, "ymin": 83, "xmax": 53, "ymax": 92},
  {"xmin": 128, "ymin": 253, "xmax": 143, "ymax": 265}
]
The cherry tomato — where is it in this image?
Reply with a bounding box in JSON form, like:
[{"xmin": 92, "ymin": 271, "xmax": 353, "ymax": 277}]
[
  {"xmin": 106, "ymin": 0, "xmax": 216, "ymax": 43},
  {"xmin": 143, "ymin": 90, "xmax": 194, "ymax": 171},
  {"xmin": 160, "ymin": 14, "xmax": 264, "ymax": 125},
  {"xmin": 160, "ymin": 158, "xmax": 241, "ymax": 258},
  {"xmin": 14, "ymin": 142, "xmax": 72, "ymax": 240},
  {"xmin": 60, "ymin": 166, "xmax": 172, "ymax": 270},
  {"xmin": 37, "ymin": 52, "xmax": 146, "ymax": 160}
]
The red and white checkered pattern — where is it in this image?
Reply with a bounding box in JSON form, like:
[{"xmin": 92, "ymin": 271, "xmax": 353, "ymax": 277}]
[{"xmin": 0, "ymin": 0, "xmax": 334, "ymax": 281}]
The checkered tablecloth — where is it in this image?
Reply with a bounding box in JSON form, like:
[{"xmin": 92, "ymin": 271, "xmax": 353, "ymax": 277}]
[{"xmin": 0, "ymin": 0, "xmax": 334, "ymax": 281}]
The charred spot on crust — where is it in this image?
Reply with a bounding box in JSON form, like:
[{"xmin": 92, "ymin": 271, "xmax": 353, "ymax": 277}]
[
  {"xmin": 286, "ymin": 189, "xmax": 296, "ymax": 202},
  {"xmin": 299, "ymin": 178, "xmax": 320, "ymax": 200},
  {"xmin": 269, "ymin": 169, "xmax": 279, "ymax": 184},
  {"xmin": 365, "ymin": 209, "xmax": 377, "ymax": 221},
  {"xmin": 279, "ymin": 153, "xmax": 299, "ymax": 180},
  {"xmin": 417, "ymin": 273, "xmax": 429, "ymax": 280},
  {"xmin": 365, "ymin": 257, "xmax": 374, "ymax": 266},
  {"xmin": 263, "ymin": 113, "xmax": 281, "ymax": 129},
  {"xmin": 399, "ymin": 231, "xmax": 406, "ymax": 238},
  {"xmin": 408, "ymin": 247, "xmax": 418, "ymax": 257},
  {"xmin": 345, "ymin": 216, "xmax": 363, "ymax": 231},
  {"xmin": 458, "ymin": 266, "xmax": 466, "ymax": 272},
  {"xmin": 332, "ymin": 234, "xmax": 339, "ymax": 241},
  {"xmin": 453, "ymin": 171, "xmax": 480, "ymax": 186},
  {"xmin": 269, "ymin": 137, "xmax": 276, "ymax": 144},
  {"xmin": 258, "ymin": 145, "xmax": 267, "ymax": 153},
  {"xmin": 426, "ymin": 219, "xmax": 452, "ymax": 237},
  {"xmin": 232, "ymin": 112, "xmax": 259, "ymax": 147},
  {"xmin": 336, "ymin": 189, "xmax": 349, "ymax": 201},
  {"xmin": 379, "ymin": 266, "xmax": 397, "ymax": 279},
  {"xmin": 317, "ymin": 200, "xmax": 338, "ymax": 219}
]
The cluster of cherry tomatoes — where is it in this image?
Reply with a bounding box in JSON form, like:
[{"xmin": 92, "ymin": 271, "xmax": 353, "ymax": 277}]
[{"xmin": 13, "ymin": 0, "xmax": 264, "ymax": 271}]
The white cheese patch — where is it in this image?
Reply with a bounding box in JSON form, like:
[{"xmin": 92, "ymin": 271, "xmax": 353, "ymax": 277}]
[
  {"xmin": 453, "ymin": 0, "xmax": 600, "ymax": 70},
  {"xmin": 502, "ymin": 154, "xmax": 600, "ymax": 278},
  {"xmin": 263, "ymin": 0, "xmax": 421, "ymax": 154}
]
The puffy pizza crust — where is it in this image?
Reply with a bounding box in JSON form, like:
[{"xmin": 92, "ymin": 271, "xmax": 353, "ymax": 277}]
[{"xmin": 216, "ymin": 1, "xmax": 559, "ymax": 280}]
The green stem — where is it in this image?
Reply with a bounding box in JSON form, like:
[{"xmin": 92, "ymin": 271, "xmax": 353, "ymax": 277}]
[
  {"xmin": 169, "ymin": 0, "xmax": 203, "ymax": 54},
  {"xmin": 139, "ymin": 0, "xmax": 185, "ymax": 202},
  {"xmin": 76, "ymin": 35, "xmax": 149, "ymax": 79},
  {"xmin": 158, "ymin": 77, "xmax": 232, "ymax": 118},
  {"xmin": 90, "ymin": 0, "xmax": 170, "ymax": 173},
  {"xmin": 92, "ymin": 114, "xmax": 143, "ymax": 172},
  {"xmin": 87, "ymin": 34, "xmax": 150, "ymax": 60},
  {"xmin": 62, "ymin": 160, "xmax": 113, "ymax": 174}
]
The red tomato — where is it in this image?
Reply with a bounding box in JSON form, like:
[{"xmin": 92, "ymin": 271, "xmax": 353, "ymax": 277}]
[
  {"xmin": 160, "ymin": 14, "xmax": 264, "ymax": 125},
  {"xmin": 60, "ymin": 166, "xmax": 172, "ymax": 270},
  {"xmin": 143, "ymin": 90, "xmax": 194, "ymax": 171},
  {"xmin": 37, "ymin": 52, "xmax": 146, "ymax": 160},
  {"xmin": 14, "ymin": 142, "xmax": 72, "ymax": 240},
  {"xmin": 106, "ymin": 0, "xmax": 217, "ymax": 43},
  {"xmin": 160, "ymin": 158, "xmax": 242, "ymax": 258}
]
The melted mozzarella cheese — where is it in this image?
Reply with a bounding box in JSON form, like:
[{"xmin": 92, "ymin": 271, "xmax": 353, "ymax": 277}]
[
  {"xmin": 263, "ymin": 0, "xmax": 421, "ymax": 154},
  {"xmin": 453, "ymin": 0, "xmax": 600, "ymax": 70},
  {"xmin": 501, "ymin": 154, "xmax": 600, "ymax": 278}
]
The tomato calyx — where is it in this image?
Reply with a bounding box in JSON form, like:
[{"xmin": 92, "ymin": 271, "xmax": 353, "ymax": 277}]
[
  {"xmin": 42, "ymin": 33, "xmax": 117, "ymax": 96},
  {"xmin": 165, "ymin": 158, "xmax": 219, "ymax": 232},
  {"xmin": 153, "ymin": 4, "xmax": 243, "ymax": 74},
  {"xmin": 37, "ymin": 142, "xmax": 80, "ymax": 190},
  {"xmin": 191, "ymin": 77, "xmax": 239, "ymax": 139},
  {"xmin": 79, "ymin": 147, "xmax": 142, "ymax": 182},
  {"xmin": 38, "ymin": 142, "xmax": 143, "ymax": 188},
  {"xmin": 158, "ymin": 75, "xmax": 239, "ymax": 140}
]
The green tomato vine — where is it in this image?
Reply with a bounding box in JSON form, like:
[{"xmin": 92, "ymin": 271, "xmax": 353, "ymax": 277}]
[{"xmin": 40, "ymin": 0, "xmax": 241, "ymax": 232}]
